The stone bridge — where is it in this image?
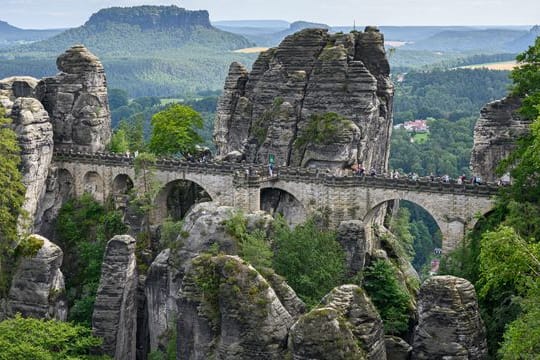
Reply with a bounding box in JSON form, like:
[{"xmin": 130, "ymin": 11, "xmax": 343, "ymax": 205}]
[{"xmin": 52, "ymin": 151, "xmax": 498, "ymax": 252}]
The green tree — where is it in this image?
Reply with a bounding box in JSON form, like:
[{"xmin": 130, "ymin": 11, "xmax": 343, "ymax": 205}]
[
  {"xmin": 272, "ymin": 217, "xmax": 345, "ymax": 307},
  {"xmin": 55, "ymin": 194, "xmax": 127, "ymax": 326},
  {"xmin": 108, "ymin": 88, "xmax": 129, "ymax": 110},
  {"xmin": 363, "ymin": 259, "xmax": 412, "ymax": 335},
  {"xmin": 108, "ymin": 128, "xmax": 129, "ymax": 153},
  {"xmin": 511, "ymin": 37, "xmax": 540, "ymax": 120},
  {"xmin": 0, "ymin": 314, "xmax": 110, "ymax": 360},
  {"xmin": 0, "ymin": 107, "xmax": 26, "ymax": 296},
  {"xmin": 149, "ymin": 104, "xmax": 203, "ymax": 156}
]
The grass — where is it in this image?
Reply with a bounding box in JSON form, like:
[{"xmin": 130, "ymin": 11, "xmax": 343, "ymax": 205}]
[{"xmin": 412, "ymin": 132, "xmax": 429, "ymax": 143}]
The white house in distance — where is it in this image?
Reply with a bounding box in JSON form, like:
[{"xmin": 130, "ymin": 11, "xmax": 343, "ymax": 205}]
[{"xmin": 394, "ymin": 119, "xmax": 429, "ymax": 133}]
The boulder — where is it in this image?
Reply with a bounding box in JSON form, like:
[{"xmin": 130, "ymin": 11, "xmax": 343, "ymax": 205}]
[
  {"xmin": 289, "ymin": 284, "xmax": 386, "ymax": 360},
  {"xmin": 7, "ymin": 234, "xmax": 67, "ymax": 320},
  {"xmin": 9, "ymin": 97, "xmax": 54, "ymax": 233},
  {"xmin": 385, "ymin": 336, "xmax": 412, "ymax": 360},
  {"xmin": 36, "ymin": 45, "xmax": 111, "ymax": 152},
  {"xmin": 92, "ymin": 235, "xmax": 138, "ymax": 360},
  {"xmin": 178, "ymin": 254, "xmax": 293, "ymax": 359},
  {"xmin": 214, "ymin": 27, "xmax": 393, "ymax": 172},
  {"xmin": 471, "ymin": 96, "xmax": 530, "ymax": 182},
  {"xmin": 412, "ymin": 275, "xmax": 488, "ymax": 359}
]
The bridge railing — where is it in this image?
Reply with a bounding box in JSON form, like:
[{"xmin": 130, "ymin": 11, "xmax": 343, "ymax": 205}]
[{"xmin": 52, "ymin": 150, "xmax": 499, "ymax": 196}]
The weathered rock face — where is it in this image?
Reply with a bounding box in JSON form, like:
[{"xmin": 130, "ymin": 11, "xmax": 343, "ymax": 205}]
[
  {"xmin": 412, "ymin": 275, "xmax": 488, "ymax": 360},
  {"xmin": 0, "ymin": 76, "xmax": 39, "ymax": 100},
  {"xmin": 36, "ymin": 45, "xmax": 111, "ymax": 152},
  {"xmin": 337, "ymin": 220, "xmax": 368, "ymax": 275},
  {"xmin": 145, "ymin": 202, "xmax": 276, "ymax": 353},
  {"xmin": 289, "ymin": 284, "xmax": 386, "ymax": 360},
  {"xmin": 9, "ymin": 97, "xmax": 54, "ymax": 233},
  {"xmin": 7, "ymin": 235, "xmax": 67, "ymax": 321},
  {"xmin": 471, "ymin": 96, "xmax": 530, "ymax": 182},
  {"xmin": 178, "ymin": 254, "xmax": 293, "ymax": 359},
  {"xmin": 214, "ymin": 27, "xmax": 393, "ymax": 171},
  {"xmin": 385, "ymin": 336, "xmax": 412, "ymax": 360},
  {"xmin": 92, "ymin": 235, "xmax": 138, "ymax": 360}
]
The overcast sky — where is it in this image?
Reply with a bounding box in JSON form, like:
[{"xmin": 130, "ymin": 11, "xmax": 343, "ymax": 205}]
[{"xmin": 1, "ymin": 0, "xmax": 538, "ymax": 29}]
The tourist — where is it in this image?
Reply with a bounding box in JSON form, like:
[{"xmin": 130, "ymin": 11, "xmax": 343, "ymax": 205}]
[
  {"xmin": 370, "ymin": 168, "xmax": 377, "ymax": 176},
  {"xmin": 268, "ymin": 162, "xmax": 274, "ymax": 177}
]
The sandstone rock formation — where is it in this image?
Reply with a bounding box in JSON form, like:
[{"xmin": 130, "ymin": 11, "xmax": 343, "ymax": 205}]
[
  {"xmin": 9, "ymin": 97, "xmax": 54, "ymax": 232},
  {"xmin": 145, "ymin": 202, "xmax": 275, "ymax": 353},
  {"xmin": 337, "ymin": 220, "xmax": 368, "ymax": 275},
  {"xmin": 289, "ymin": 284, "xmax": 386, "ymax": 360},
  {"xmin": 0, "ymin": 76, "xmax": 39, "ymax": 100},
  {"xmin": 385, "ymin": 336, "xmax": 412, "ymax": 360},
  {"xmin": 214, "ymin": 27, "xmax": 393, "ymax": 171},
  {"xmin": 7, "ymin": 234, "xmax": 67, "ymax": 321},
  {"xmin": 412, "ymin": 275, "xmax": 488, "ymax": 359},
  {"xmin": 36, "ymin": 45, "xmax": 111, "ymax": 152},
  {"xmin": 92, "ymin": 235, "xmax": 138, "ymax": 360},
  {"xmin": 178, "ymin": 254, "xmax": 293, "ymax": 359},
  {"xmin": 471, "ymin": 96, "xmax": 530, "ymax": 182}
]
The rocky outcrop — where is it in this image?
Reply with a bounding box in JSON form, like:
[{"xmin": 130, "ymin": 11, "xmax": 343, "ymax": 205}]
[
  {"xmin": 471, "ymin": 96, "xmax": 530, "ymax": 182},
  {"xmin": 9, "ymin": 97, "xmax": 54, "ymax": 233},
  {"xmin": 214, "ymin": 27, "xmax": 393, "ymax": 171},
  {"xmin": 7, "ymin": 235, "xmax": 67, "ymax": 321},
  {"xmin": 145, "ymin": 249, "xmax": 180, "ymax": 353},
  {"xmin": 0, "ymin": 76, "xmax": 39, "ymax": 100},
  {"xmin": 178, "ymin": 254, "xmax": 293, "ymax": 359},
  {"xmin": 36, "ymin": 45, "xmax": 111, "ymax": 152},
  {"xmin": 337, "ymin": 220, "xmax": 368, "ymax": 275},
  {"xmin": 92, "ymin": 235, "xmax": 138, "ymax": 360},
  {"xmin": 385, "ymin": 336, "xmax": 412, "ymax": 360},
  {"xmin": 145, "ymin": 202, "xmax": 274, "ymax": 353},
  {"xmin": 412, "ymin": 275, "xmax": 488, "ymax": 360},
  {"xmin": 289, "ymin": 285, "xmax": 386, "ymax": 360}
]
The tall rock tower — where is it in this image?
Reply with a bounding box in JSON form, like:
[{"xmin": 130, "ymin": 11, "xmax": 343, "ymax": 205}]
[
  {"xmin": 470, "ymin": 96, "xmax": 531, "ymax": 182},
  {"xmin": 36, "ymin": 45, "xmax": 111, "ymax": 152},
  {"xmin": 214, "ymin": 27, "xmax": 394, "ymax": 172}
]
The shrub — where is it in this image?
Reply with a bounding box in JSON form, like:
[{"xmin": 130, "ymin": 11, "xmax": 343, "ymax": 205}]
[{"xmin": 0, "ymin": 314, "xmax": 110, "ymax": 360}]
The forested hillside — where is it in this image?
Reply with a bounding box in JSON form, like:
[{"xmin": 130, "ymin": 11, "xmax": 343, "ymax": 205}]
[
  {"xmin": 0, "ymin": 6, "xmax": 256, "ymax": 97},
  {"xmin": 442, "ymin": 37, "xmax": 540, "ymax": 357}
]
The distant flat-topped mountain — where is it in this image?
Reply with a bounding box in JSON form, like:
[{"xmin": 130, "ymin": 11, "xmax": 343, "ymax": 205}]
[
  {"xmin": 13, "ymin": 5, "xmax": 252, "ymax": 55},
  {"xmin": 0, "ymin": 20, "xmax": 63, "ymax": 48},
  {"xmin": 0, "ymin": 6, "xmax": 255, "ymax": 96}
]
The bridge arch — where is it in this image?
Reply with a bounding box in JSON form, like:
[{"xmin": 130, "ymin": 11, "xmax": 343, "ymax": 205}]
[
  {"xmin": 112, "ymin": 174, "xmax": 134, "ymax": 195},
  {"xmin": 260, "ymin": 185, "xmax": 307, "ymax": 226},
  {"xmin": 152, "ymin": 179, "xmax": 212, "ymax": 223},
  {"xmin": 82, "ymin": 171, "xmax": 105, "ymax": 202},
  {"xmin": 364, "ymin": 190, "xmax": 471, "ymax": 253}
]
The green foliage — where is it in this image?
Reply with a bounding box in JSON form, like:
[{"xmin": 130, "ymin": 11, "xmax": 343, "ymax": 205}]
[
  {"xmin": 149, "ymin": 104, "xmax": 203, "ymax": 156},
  {"xmin": 511, "ymin": 37, "xmax": 540, "ymax": 119},
  {"xmin": 393, "ymin": 68, "xmax": 511, "ymax": 124},
  {"xmin": 295, "ymin": 112, "xmax": 354, "ymax": 148},
  {"xmin": 389, "ymin": 208, "xmax": 415, "ymax": 261},
  {"xmin": 159, "ymin": 217, "xmax": 184, "ymax": 251},
  {"xmin": 363, "ymin": 259, "xmax": 411, "ymax": 335},
  {"xmin": 0, "ymin": 107, "xmax": 26, "ymax": 296},
  {"xmin": 107, "ymin": 128, "xmax": 129, "ymax": 153},
  {"xmin": 390, "ymin": 117, "xmax": 476, "ymax": 177},
  {"xmin": 224, "ymin": 211, "xmax": 273, "ymax": 270},
  {"xmin": 55, "ymin": 194, "xmax": 127, "ymax": 326},
  {"xmin": 0, "ymin": 314, "xmax": 110, "ymax": 360},
  {"xmin": 272, "ymin": 217, "xmax": 345, "ymax": 308},
  {"xmin": 15, "ymin": 235, "xmax": 44, "ymax": 258},
  {"xmin": 108, "ymin": 88, "xmax": 129, "ymax": 110}
]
